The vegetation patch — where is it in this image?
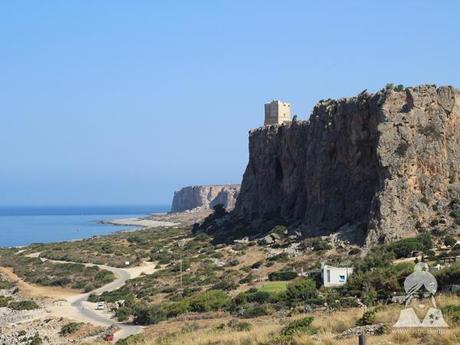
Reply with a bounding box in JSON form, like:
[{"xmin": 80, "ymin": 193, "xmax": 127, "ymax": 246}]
[
  {"xmin": 60, "ymin": 322, "xmax": 83, "ymax": 336},
  {"xmin": 281, "ymin": 317, "xmax": 316, "ymax": 336},
  {"xmin": 0, "ymin": 254, "xmax": 115, "ymax": 292},
  {"xmin": 259, "ymin": 281, "xmax": 289, "ymax": 293},
  {"xmin": 268, "ymin": 271, "xmax": 297, "ymax": 281},
  {"xmin": 442, "ymin": 305, "xmax": 460, "ymax": 325},
  {"xmin": 7, "ymin": 300, "xmax": 39, "ymax": 310}
]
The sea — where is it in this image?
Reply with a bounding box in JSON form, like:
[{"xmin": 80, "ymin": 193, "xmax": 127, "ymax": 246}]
[{"xmin": 0, "ymin": 205, "xmax": 169, "ymax": 248}]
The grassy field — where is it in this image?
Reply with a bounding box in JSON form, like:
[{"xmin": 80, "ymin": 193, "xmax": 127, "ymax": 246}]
[{"xmin": 258, "ymin": 281, "xmax": 288, "ymax": 293}]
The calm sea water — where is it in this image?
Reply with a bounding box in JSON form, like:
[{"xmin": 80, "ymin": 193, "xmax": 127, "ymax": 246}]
[{"xmin": 0, "ymin": 205, "xmax": 169, "ymax": 247}]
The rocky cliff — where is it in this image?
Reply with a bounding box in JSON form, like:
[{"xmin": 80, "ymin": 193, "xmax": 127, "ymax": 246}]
[
  {"xmin": 171, "ymin": 185, "xmax": 240, "ymax": 213},
  {"xmin": 213, "ymin": 85, "xmax": 460, "ymax": 245}
]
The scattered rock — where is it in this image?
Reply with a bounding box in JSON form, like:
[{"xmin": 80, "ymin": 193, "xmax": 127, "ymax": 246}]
[{"xmin": 336, "ymin": 323, "xmax": 386, "ymax": 339}]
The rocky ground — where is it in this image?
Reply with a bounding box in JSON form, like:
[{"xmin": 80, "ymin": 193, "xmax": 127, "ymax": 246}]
[
  {"xmin": 0, "ymin": 317, "xmax": 107, "ymax": 345},
  {"xmin": 148, "ymin": 208, "xmax": 213, "ymax": 226},
  {"xmin": 0, "ymin": 274, "xmax": 112, "ymax": 344}
]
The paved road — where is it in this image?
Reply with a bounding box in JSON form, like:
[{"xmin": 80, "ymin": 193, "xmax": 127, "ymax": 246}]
[{"xmin": 48, "ymin": 260, "xmax": 146, "ymax": 341}]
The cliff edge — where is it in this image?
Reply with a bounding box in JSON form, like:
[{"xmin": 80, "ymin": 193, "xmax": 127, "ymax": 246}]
[
  {"xmin": 171, "ymin": 185, "xmax": 240, "ymax": 213},
  {"xmin": 210, "ymin": 85, "xmax": 460, "ymax": 245}
]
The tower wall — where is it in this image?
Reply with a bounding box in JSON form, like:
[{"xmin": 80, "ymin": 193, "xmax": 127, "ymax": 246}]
[{"xmin": 264, "ymin": 100, "xmax": 291, "ymax": 125}]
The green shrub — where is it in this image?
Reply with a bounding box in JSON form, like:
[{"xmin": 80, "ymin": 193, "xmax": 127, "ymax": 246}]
[
  {"xmin": 354, "ymin": 247, "xmax": 394, "ymax": 272},
  {"xmin": 444, "ymin": 236, "xmax": 457, "ymax": 247},
  {"xmin": 251, "ymin": 261, "xmax": 263, "ymax": 269},
  {"xmin": 435, "ymin": 263, "xmax": 460, "ymax": 287},
  {"xmin": 285, "ymin": 278, "xmax": 317, "ymax": 302},
  {"xmin": 0, "ymin": 277, "xmax": 13, "ymax": 290},
  {"xmin": 8, "ymin": 300, "xmax": 39, "ymax": 310},
  {"xmin": 134, "ymin": 304, "xmax": 166, "ymax": 325},
  {"xmin": 211, "ymin": 278, "xmax": 238, "ymax": 291},
  {"xmin": 450, "ymin": 210, "xmax": 460, "ymax": 219},
  {"xmin": 165, "ymin": 300, "xmax": 190, "ymax": 317},
  {"xmin": 268, "ymin": 271, "xmax": 298, "ymax": 281},
  {"xmin": 60, "ymin": 322, "xmax": 83, "ymax": 336},
  {"xmin": 442, "ymin": 305, "xmax": 460, "ymax": 325},
  {"xmin": 385, "ymin": 83, "xmax": 394, "ymax": 90},
  {"xmin": 356, "ymin": 310, "xmax": 376, "ymax": 326},
  {"xmin": 303, "ymin": 238, "xmax": 332, "ymax": 251},
  {"xmin": 30, "ymin": 333, "xmax": 42, "ymax": 345},
  {"xmin": 346, "ymin": 263, "xmax": 413, "ymax": 304},
  {"xmin": 281, "ymin": 317, "xmax": 316, "ymax": 336},
  {"xmin": 239, "ymin": 273, "xmax": 254, "ymax": 284},
  {"xmin": 386, "ymin": 233, "xmax": 432, "ymax": 258},
  {"xmin": 270, "ymin": 225, "xmax": 287, "ymax": 236},
  {"xmin": 189, "ymin": 290, "xmax": 230, "ymax": 312},
  {"xmin": 0, "ymin": 296, "xmax": 12, "ymax": 307},
  {"xmin": 348, "ymin": 248, "xmax": 361, "ymax": 255},
  {"xmin": 116, "ymin": 306, "xmax": 131, "ymax": 321},
  {"xmin": 240, "ymin": 305, "xmax": 269, "ymax": 318},
  {"xmin": 268, "ymin": 253, "xmax": 289, "ymax": 262},
  {"xmin": 395, "ymin": 84, "xmax": 404, "ymax": 92},
  {"xmin": 245, "ymin": 290, "xmax": 272, "ymax": 304}
]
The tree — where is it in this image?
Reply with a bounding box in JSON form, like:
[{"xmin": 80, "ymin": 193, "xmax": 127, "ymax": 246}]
[
  {"xmin": 285, "ymin": 278, "xmax": 317, "ymax": 302},
  {"xmin": 444, "ymin": 235, "xmax": 457, "ymax": 247}
]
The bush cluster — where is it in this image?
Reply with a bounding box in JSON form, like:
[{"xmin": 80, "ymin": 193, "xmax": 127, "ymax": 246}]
[
  {"xmin": 133, "ymin": 289, "xmax": 231, "ymax": 325},
  {"xmin": 268, "ymin": 271, "xmax": 298, "ymax": 281},
  {"xmin": 60, "ymin": 322, "xmax": 83, "ymax": 336},
  {"xmin": 8, "ymin": 300, "xmax": 39, "ymax": 310},
  {"xmin": 281, "ymin": 317, "xmax": 316, "ymax": 336},
  {"xmin": 386, "ymin": 233, "xmax": 432, "ymax": 258},
  {"xmin": 442, "ymin": 305, "xmax": 460, "ymax": 325}
]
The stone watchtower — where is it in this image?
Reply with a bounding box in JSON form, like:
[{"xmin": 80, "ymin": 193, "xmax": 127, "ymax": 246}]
[{"xmin": 264, "ymin": 100, "xmax": 292, "ymax": 125}]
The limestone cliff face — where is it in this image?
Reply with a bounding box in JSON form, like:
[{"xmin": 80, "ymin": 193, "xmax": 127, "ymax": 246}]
[
  {"xmin": 226, "ymin": 85, "xmax": 460, "ymax": 244},
  {"xmin": 171, "ymin": 185, "xmax": 240, "ymax": 213}
]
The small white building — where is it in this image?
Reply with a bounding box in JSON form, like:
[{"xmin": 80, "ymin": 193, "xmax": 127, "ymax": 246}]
[{"xmin": 321, "ymin": 264, "xmax": 353, "ymax": 287}]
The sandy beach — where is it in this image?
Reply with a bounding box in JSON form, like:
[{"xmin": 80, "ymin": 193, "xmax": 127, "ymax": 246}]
[{"xmin": 104, "ymin": 217, "xmax": 179, "ymax": 228}]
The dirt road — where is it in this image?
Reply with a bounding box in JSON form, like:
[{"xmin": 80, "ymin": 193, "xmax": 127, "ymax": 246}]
[{"xmin": 3, "ymin": 257, "xmax": 157, "ymax": 342}]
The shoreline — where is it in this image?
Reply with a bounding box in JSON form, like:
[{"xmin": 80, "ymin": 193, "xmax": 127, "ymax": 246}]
[
  {"xmin": 1, "ymin": 208, "xmax": 212, "ymax": 249},
  {"xmin": 0, "ymin": 211, "xmax": 176, "ymax": 249},
  {"xmin": 101, "ymin": 216, "xmax": 179, "ymax": 228}
]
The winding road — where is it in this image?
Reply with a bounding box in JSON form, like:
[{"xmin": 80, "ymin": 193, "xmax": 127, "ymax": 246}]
[{"xmin": 42, "ymin": 258, "xmax": 157, "ymax": 342}]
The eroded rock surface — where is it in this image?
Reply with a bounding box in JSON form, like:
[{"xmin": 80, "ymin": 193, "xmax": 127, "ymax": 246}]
[
  {"xmin": 214, "ymin": 85, "xmax": 460, "ymax": 244},
  {"xmin": 171, "ymin": 185, "xmax": 240, "ymax": 213}
]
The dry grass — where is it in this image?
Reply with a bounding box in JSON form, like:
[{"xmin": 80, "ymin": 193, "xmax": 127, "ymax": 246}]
[
  {"xmin": 311, "ymin": 308, "xmax": 361, "ymax": 333},
  {"xmin": 85, "ymin": 295, "xmax": 460, "ymax": 345}
]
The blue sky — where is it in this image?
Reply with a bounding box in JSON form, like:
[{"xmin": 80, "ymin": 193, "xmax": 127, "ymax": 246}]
[{"xmin": 1, "ymin": 1, "xmax": 459, "ymax": 206}]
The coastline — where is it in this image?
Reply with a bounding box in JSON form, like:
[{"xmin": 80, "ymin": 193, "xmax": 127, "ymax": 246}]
[
  {"xmin": 102, "ymin": 216, "xmax": 179, "ymax": 228},
  {"xmin": 0, "ymin": 206, "xmax": 170, "ymax": 248},
  {"xmin": 0, "ymin": 207, "xmax": 209, "ymax": 249}
]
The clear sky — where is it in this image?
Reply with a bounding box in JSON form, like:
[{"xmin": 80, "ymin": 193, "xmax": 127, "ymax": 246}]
[{"xmin": 1, "ymin": 1, "xmax": 459, "ymax": 207}]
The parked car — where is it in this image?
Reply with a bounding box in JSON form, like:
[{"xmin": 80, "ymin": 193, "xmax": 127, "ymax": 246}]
[{"xmin": 95, "ymin": 302, "xmax": 105, "ymax": 310}]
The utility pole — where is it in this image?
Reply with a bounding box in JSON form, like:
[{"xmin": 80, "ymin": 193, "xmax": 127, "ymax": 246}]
[
  {"xmin": 178, "ymin": 239, "xmax": 185, "ymax": 292},
  {"xmin": 359, "ymin": 334, "xmax": 366, "ymax": 345},
  {"xmin": 180, "ymin": 250, "xmax": 183, "ymax": 290}
]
